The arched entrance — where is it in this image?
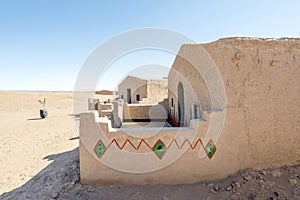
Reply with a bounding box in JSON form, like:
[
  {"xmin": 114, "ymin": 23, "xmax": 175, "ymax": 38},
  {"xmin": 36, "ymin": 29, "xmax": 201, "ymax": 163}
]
[{"xmin": 177, "ymin": 82, "xmax": 185, "ymax": 127}]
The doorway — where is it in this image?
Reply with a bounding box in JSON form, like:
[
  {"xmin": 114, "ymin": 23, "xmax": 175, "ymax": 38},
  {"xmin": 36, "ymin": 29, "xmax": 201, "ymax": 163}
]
[
  {"xmin": 177, "ymin": 82, "xmax": 185, "ymax": 126},
  {"xmin": 127, "ymin": 89, "xmax": 131, "ymax": 104}
]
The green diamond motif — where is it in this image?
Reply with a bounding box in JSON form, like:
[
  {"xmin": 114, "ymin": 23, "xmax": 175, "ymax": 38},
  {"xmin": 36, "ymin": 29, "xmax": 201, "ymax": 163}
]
[
  {"xmin": 94, "ymin": 140, "xmax": 106, "ymax": 158},
  {"xmin": 205, "ymin": 139, "xmax": 216, "ymax": 159},
  {"xmin": 152, "ymin": 139, "xmax": 167, "ymax": 159}
]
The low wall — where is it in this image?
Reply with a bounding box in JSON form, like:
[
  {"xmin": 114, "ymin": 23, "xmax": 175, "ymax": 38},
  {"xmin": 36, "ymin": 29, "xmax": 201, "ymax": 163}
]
[
  {"xmin": 80, "ymin": 111, "xmax": 222, "ymax": 185},
  {"xmin": 79, "ymin": 107, "xmax": 298, "ymax": 185},
  {"xmin": 99, "ymin": 103, "xmax": 112, "ymax": 111},
  {"xmin": 123, "ymin": 103, "xmax": 167, "ymax": 120}
]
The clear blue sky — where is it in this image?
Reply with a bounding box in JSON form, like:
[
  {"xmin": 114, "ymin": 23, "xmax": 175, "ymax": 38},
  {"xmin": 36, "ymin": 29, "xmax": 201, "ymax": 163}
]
[{"xmin": 1, "ymin": 0, "xmax": 299, "ymax": 91}]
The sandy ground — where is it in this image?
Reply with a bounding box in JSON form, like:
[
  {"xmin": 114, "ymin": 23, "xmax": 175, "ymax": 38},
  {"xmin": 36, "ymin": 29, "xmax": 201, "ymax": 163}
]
[
  {"xmin": 0, "ymin": 92, "xmax": 299, "ymax": 200},
  {"xmin": 0, "ymin": 92, "xmax": 78, "ymax": 194}
]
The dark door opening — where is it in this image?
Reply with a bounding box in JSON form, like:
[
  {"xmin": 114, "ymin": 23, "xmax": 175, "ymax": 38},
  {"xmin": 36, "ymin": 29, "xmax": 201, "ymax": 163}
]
[
  {"xmin": 178, "ymin": 82, "xmax": 185, "ymax": 127},
  {"xmin": 127, "ymin": 89, "xmax": 131, "ymax": 104}
]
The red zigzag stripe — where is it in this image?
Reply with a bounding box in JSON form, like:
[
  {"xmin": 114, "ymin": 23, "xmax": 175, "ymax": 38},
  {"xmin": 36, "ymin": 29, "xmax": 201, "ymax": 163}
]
[{"xmin": 106, "ymin": 138, "xmax": 204, "ymax": 150}]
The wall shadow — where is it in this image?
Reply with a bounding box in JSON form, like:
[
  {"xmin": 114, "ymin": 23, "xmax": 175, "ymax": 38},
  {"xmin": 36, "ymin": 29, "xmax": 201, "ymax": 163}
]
[{"xmin": 0, "ymin": 148, "xmax": 80, "ymax": 200}]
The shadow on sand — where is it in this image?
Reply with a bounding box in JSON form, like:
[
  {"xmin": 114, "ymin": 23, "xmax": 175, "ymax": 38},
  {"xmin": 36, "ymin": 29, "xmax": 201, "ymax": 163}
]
[
  {"xmin": 0, "ymin": 147, "xmax": 212, "ymax": 200},
  {"xmin": 0, "ymin": 146, "xmax": 222, "ymax": 200},
  {"xmin": 69, "ymin": 136, "xmax": 79, "ymax": 141},
  {"xmin": 27, "ymin": 118, "xmax": 43, "ymax": 121},
  {"xmin": 68, "ymin": 114, "xmax": 80, "ymax": 121},
  {"xmin": 2, "ymin": 146, "xmax": 297, "ymax": 199},
  {"xmin": 0, "ymin": 148, "xmax": 80, "ymax": 200}
]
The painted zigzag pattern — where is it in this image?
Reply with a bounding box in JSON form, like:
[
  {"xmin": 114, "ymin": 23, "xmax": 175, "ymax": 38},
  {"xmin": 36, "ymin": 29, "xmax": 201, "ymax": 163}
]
[{"xmin": 94, "ymin": 138, "xmax": 217, "ymax": 159}]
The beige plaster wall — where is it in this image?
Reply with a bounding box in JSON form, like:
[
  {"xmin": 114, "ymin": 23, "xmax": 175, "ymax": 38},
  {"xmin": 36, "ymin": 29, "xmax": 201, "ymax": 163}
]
[
  {"xmin": 201, "ymin": 38, "xmax": 300, "ymax": 169},
  {"xmin": 168, "ymin": 37, "xmax": 300, "ymax": 169},
  {"xmin": 81, "ymin": 38, "xmax": 300, "ymax": 185}
]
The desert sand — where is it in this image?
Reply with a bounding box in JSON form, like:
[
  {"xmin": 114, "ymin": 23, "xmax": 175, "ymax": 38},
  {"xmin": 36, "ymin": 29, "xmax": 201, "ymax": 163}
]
[
  {"xmin": 0, "ymin": 92, "xmax": 299, "ymax": 199},
  {"xmin": 0, "ymin": 92, "xmax": 78, "ymax": 194}
]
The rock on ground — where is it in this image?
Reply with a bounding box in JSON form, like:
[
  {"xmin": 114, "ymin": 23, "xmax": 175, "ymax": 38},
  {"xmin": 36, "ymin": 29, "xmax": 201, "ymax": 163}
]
[{"xmin": 1, "ymin": 148, "xmax": 299, "ymax": 200}]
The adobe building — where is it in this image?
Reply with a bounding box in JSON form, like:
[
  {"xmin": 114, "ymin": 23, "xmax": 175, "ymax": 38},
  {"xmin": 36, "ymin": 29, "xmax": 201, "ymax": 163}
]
[
  {"xmin": 80, "ymin": 37, "xmax": 300, "ymax": 185},
  {"xmin": 118, "ymin": 75, "xmax": 168, "ymax": 104},
  {"xmin": 109, "ymin": 75, "xmax": 169, "ymax": 127}
]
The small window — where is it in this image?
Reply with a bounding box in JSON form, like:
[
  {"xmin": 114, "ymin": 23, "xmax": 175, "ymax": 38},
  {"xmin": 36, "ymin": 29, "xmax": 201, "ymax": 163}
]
[
  {"xmin": 136, "ymin": 94, "xmax": 140, "ymax": 101},
  {"xmin": 171, "ymin": 98, "xmax": 174, "ymax": 107},
  {"xmin": 121, "ymin": 95, "xmax": 123, "ymax": 99}
]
